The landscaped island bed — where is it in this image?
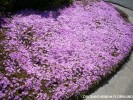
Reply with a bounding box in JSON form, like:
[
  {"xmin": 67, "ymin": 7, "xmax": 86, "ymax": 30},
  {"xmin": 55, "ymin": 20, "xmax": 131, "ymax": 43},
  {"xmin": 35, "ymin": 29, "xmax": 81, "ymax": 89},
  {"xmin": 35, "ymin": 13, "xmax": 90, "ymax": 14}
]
[{"xmin": 0, "ymin": 0, "xmax": 133, "ymax": 99}]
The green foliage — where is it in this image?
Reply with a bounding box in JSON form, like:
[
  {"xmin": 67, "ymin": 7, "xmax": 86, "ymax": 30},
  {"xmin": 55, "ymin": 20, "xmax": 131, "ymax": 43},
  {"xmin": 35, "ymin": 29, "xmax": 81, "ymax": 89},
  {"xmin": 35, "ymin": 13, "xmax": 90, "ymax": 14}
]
[{"xmin": 0, "ymin": 0, "xmax": 73, "ymax": 15}]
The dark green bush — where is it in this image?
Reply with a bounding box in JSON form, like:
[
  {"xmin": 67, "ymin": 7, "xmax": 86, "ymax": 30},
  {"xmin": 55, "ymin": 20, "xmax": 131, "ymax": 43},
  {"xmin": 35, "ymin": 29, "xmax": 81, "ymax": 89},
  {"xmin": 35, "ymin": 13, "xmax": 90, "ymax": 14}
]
[{"xmin": 0, "ymin": 0, "xmax": 72, "ymax": 15}]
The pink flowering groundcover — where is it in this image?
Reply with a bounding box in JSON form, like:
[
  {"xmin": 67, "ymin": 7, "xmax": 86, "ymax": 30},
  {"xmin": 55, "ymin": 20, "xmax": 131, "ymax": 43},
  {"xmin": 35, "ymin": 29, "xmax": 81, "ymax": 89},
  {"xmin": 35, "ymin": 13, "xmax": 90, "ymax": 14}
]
[{"xmin": 0, "ymin": 0, "xmax": 133, "ymax": 99}]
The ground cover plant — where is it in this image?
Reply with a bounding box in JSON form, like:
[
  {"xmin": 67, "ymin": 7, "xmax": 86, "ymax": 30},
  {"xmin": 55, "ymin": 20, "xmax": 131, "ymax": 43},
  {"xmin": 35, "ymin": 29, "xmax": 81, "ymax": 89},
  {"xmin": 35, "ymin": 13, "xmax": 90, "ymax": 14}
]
[{"xmin": 0, "ymin": 0, "xmax": 133, "ymax": 99}]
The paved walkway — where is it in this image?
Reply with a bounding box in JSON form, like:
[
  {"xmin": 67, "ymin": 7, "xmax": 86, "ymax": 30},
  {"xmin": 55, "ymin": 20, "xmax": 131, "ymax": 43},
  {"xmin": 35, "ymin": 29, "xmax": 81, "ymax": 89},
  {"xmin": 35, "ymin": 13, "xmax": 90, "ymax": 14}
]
[
  {"xmin": 85, "ymin": 4, "xmax": 133, "ymax": 100},
  {"xmin": 105, "ymin": 0, "xmax": 133, "ymax": 10}
]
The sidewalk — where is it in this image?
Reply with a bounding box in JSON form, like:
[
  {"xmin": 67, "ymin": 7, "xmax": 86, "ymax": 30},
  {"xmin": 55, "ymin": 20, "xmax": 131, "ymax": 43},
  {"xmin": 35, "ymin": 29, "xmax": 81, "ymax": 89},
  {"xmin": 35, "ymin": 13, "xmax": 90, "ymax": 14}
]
[{"xmin": 105, "ymin": 0, "xmax": 133, "ymax": 10}]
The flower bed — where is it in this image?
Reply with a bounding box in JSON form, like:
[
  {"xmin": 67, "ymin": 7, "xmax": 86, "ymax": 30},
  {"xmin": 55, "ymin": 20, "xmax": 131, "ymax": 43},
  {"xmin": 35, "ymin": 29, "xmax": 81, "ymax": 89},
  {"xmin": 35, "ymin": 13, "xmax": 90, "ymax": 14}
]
[{"xmin": 0, "ymin": 0, "xmax": 133, "ymax": 99}]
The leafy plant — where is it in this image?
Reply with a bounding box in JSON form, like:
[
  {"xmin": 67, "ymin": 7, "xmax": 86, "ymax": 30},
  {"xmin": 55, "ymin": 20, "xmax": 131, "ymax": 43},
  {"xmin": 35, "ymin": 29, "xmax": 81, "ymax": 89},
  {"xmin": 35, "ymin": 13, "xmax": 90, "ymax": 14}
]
[{"xmin": 0, "ymin": 0, "xmax": 73, "ymax": 15}]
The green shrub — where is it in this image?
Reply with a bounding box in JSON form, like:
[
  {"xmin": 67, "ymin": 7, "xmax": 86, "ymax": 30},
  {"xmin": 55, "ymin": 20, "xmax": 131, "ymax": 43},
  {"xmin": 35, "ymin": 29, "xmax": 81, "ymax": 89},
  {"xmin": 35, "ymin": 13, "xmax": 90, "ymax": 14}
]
[{"xmin": 0, "ymin": 0, "xmax": 73, "ymax": 15}]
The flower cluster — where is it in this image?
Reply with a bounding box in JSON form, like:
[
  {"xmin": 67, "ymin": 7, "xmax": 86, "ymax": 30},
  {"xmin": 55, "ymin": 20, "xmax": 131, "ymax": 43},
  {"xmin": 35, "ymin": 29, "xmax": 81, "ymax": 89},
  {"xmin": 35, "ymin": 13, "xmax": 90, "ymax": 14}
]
[{"xmin": 0, "ymin": 0, "xmax": 133, "ymax": 99}]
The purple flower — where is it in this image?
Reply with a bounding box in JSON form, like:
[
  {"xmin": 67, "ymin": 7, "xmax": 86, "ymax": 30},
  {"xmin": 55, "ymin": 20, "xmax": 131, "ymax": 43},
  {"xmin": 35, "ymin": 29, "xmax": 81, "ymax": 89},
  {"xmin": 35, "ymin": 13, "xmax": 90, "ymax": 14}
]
[{"xmin": 1, "ymin": 0, "xmax": 133, "ymax": 99}]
